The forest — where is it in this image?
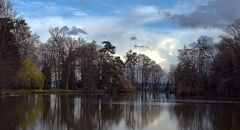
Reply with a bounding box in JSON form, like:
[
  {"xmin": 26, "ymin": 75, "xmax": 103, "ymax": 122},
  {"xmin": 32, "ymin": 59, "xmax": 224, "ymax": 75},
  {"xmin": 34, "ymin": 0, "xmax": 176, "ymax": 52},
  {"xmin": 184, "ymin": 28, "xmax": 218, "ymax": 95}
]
[
  {"xmin": 172, "ymin": 19, "xmax": 240, "ymax": 96},
  {"xmin": 0, "ymin": 0, "xmax": 165, "ymax": 92},
  {"xmin": 1, "ymin": 0, "xmax": 240, "ymax": 96}
]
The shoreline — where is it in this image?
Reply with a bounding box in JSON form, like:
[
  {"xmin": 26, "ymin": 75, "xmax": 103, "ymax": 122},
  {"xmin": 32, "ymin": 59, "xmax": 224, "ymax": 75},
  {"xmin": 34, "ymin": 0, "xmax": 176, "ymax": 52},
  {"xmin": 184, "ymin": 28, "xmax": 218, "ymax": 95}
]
[
  {"xmin": 0, "ymin": 89, "xmax": 171, "ymax": 96},
  {"xmin": 0, "ymin": 89, "xmax": 117, "ymax": 95},
  {"xmin": 1, "ymin": 89, "xmax": 239, "ymax": 101}
]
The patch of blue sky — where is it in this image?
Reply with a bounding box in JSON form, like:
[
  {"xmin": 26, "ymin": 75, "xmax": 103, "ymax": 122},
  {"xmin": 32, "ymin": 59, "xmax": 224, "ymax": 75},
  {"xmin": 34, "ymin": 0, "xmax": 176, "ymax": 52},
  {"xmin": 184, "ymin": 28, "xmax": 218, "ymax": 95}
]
[{"xmin": 13, "ymin": 0, "xmax": 183, "ymax": 17}]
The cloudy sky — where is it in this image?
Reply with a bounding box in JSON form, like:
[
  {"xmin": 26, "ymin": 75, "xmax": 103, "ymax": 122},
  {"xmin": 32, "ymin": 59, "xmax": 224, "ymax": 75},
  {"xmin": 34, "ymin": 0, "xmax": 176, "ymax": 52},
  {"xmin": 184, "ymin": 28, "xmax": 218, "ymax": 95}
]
[{"xmin": 13, "ymin": 0, "xmax": 240, "ymax": 70}]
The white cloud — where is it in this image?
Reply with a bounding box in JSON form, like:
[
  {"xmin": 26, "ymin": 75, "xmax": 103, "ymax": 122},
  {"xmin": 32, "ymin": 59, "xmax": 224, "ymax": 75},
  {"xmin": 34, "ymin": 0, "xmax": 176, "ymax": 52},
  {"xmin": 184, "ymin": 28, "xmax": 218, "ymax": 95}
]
[
  {"xmin": 73, "ymin": 10, "xmax": 88, "ymax": 16},
  {"xmin": 25, "ymin": 15, "xmax": 222, "ymax": 71},
  {"xmin": 14, "ymin": 0, "xmax": 224, "ymax": 71},
  {"xmin": 128, "ymin": 5, "xmax": 171, "ymax": 26},
  {"xmin": 134, "ymin": 5, "xmax": 161, "ymax": 16}
]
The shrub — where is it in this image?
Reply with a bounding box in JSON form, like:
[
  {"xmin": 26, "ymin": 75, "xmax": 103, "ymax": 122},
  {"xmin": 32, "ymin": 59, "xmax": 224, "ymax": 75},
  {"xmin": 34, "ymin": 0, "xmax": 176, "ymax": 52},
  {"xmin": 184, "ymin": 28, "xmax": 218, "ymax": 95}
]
[{"xmin": 17, "ymin": 58, "xmax": 45, "ymax": 89}]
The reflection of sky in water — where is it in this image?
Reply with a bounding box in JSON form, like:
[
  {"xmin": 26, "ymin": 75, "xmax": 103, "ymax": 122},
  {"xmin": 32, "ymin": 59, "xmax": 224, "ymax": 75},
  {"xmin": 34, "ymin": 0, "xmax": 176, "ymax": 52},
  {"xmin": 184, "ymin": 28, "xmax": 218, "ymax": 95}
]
[
  {"xmin": 1, "ymin": 93, "xmax": 240, "ymax": 130},
  {"xmin": 147, "ymin": 109, "xmax": 178, "ymax": 130},
  {"xmin": 100, "ymin": 101, "xmax": 179, "ymax": 130}
]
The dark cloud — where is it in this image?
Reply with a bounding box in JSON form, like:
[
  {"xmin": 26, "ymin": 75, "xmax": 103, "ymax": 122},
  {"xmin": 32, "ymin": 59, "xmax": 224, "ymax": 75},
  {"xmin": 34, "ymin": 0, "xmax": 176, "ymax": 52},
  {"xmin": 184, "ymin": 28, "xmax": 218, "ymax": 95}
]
[
  {"xmin": 68, "ymin": 26, "xmax": 88, "ymax": 35},
  {"xmin": 60, "ymin": 26, "xmax": 70, "ymax": 33},
  {"xmin": 189, "ymin": 35, "xmax": 215, "ymax": 48},
  {"xmin": 199, "ymin": 35, "xmax": 214, "ymax": 45},
  {"xmin": 174, "ymin": 0, "xmax": 240, "ymax": 28},
  {"xmin": 134, "ymin": 44, "xmax": 149, "ymax": 49},
  {"xmin": 60, "ymin": 26, "xmax": 87, "ymax": 35},
  {"xmin": 130, "ymin": 36, "xmax": 137, "ymax": 41}
]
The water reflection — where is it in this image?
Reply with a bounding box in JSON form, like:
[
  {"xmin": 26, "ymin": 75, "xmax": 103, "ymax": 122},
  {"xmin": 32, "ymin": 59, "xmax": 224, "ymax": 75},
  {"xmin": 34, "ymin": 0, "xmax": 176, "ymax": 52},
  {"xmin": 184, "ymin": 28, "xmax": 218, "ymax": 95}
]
[{"xmin": 0, "ymin": 93, "xmax": 239, "ymax": 130}]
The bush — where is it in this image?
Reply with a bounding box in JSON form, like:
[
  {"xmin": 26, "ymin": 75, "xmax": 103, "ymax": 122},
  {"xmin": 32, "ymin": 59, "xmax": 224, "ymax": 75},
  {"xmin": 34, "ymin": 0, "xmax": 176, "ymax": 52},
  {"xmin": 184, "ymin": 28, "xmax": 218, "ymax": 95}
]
[
  {"xmin": 17, "ymin": 58, "xmax": 45, "ymax": 89},
  {"xmin": 121, "ymin": 80, "xmax": 135, "ymax": 92}
]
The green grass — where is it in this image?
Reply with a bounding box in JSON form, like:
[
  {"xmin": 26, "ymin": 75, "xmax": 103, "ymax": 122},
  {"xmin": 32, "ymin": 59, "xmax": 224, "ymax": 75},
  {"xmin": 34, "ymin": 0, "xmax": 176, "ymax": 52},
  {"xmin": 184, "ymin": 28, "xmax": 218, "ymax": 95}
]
[{"xmin": 0, "ymin": 89, "xmax": 120, "ymax": 96}]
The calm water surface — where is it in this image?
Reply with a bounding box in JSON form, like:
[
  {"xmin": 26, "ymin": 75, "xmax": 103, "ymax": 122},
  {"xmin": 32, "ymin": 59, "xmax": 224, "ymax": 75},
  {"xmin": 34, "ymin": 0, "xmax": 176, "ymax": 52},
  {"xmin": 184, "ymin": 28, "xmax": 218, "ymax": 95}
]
[{"xmin": 0, "ymin": 93, "xmax": 240, "ymax": 130}]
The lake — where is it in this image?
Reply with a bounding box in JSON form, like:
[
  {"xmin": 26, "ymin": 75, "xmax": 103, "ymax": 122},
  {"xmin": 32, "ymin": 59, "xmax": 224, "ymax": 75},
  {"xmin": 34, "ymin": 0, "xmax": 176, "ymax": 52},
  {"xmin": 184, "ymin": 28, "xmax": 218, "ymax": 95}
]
[{"xmin": 0, "ymin": 93, "xmax": 239, "ymax": 130}]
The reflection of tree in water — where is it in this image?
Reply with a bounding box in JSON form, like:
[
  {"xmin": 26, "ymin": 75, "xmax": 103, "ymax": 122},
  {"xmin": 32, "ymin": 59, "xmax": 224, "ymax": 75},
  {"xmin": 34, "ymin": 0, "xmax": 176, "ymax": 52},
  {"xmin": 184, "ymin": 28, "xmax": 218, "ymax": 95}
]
[
  {"xmin": 1, "ymin": 93, "xmax": 239, "ymax": 130},
  {"xmin": 41, "ymin": 94, "xmax": 100, "ymax": 130},
  {"xmin": 31, "ymin": 93, "xmax": 165, "ymax": 130},
  {"xmin": 0, "ymin": 93, "xmax": 180, "ymax": 130},
  {"xmin": 173, "ymin": 104, "xmax": 210, "ymax": 130},
  {"xmin": 209, "ymin": 104, "xmax": 240, "ymax": 130},
  {"xmin": 123, "ymin": 93, "xmax": 165, "ymax": 130},
  {"xmin": 0, "ymin": 95, "xmax": 44, "ymax": 130},
  {"xmin": 173, "ymin": 102, "xmax": 240, "ymax": 130}
]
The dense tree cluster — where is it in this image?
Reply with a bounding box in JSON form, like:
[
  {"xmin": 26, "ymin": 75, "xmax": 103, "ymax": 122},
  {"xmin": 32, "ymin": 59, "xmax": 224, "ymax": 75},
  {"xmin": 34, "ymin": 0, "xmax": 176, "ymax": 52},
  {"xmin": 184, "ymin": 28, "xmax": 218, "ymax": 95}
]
[
  {"xmin": 38, "ymin": 28, "xmax": 164, "ymax": 91},
  {"xmin": 2, "ymin": 0, "xmax": 240, "ymax": 95},
  {"xmin": 174, "ymin": 19, "xmax": 240, "ymax": 95},
  {"xmin": 124, "ymin": 50, "xmax": 164, "ymax": 90},
  {"xmin": 0, "ymin": 0, "xmax": 164, "ymax": 91},
  {"xmin": 17, "ymin": 58, "xmax": 44, "ymax": 89},
  {"xmin": 0, "ymin": 0, "xmax": 39, "ymax": 89}
]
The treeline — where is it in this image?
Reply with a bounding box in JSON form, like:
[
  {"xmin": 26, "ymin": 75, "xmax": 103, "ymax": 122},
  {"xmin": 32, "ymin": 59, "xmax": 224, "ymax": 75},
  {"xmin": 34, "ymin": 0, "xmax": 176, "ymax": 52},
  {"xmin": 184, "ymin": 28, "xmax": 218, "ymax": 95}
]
[
  {"xmin": 0, "ymin": 0, "xmax": 43, "ymax": 89},
  {"xmin": 0, "ymin": 0, "xmax": 165, "ymax": 91},
  {"xmin": 172, "ymin": 19, "xmax": 240, "ymax": 95},
  {"xmin": 40, "ymin": 32, "xmax": 164, "ymax": 91}
]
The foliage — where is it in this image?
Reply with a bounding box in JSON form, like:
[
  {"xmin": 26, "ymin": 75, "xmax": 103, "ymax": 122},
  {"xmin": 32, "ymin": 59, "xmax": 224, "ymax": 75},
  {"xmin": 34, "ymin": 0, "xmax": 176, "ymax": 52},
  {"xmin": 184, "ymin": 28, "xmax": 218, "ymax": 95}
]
[
  {"xmin": 14, "ymin": 18, "xmax": 40, "ymax": 59},
  {"xmin": 0, "ymin": 0, "xmax": 166, "ymax": 91},
  {"xmin": 121, "ymin": 80, "xmax": 135, "ymax": 91},
  {"xmin": 17, "ymin": 58, "xmax": 45, "ymax": 89},
  {"xmin": 0, "ymin": 0, "xmax": 40, "ymax": 89},
  {"xmin": 0, "ymin": 18, "xmax": 20, "ymax": 89},
  {"xmin": 99, "ymin": 41, "xmax": 123, "ymax": 90}
]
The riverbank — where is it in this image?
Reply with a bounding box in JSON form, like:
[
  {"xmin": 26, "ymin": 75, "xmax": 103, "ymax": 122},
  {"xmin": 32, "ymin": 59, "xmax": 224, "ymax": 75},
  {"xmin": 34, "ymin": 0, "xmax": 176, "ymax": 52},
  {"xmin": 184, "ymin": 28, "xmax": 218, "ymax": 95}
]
[
  {"xmin": 0, "ymin": 89, "xmax": 172, "ymax": 96},
  {"xmin": 0, "ymin": 88, "xmax": 170, "ymax": 96},
  {"xmin": 1, "ymin": 89, "xmax": 240, "ymax": 101},
  {"xmin": 0, "ymin": 89, "xmax": 137, "ymax": 96}
]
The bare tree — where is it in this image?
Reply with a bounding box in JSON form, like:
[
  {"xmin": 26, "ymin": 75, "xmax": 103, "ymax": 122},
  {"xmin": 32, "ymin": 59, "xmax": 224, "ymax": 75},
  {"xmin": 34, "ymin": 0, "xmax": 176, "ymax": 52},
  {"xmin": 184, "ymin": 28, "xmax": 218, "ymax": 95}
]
[
  {"xmin": 77, "ymin": 42, "xmax": 98, "ymax": 90},
  {"xmin": 14, "ymin": 18, "xmax": 40, "ymax": 59},
  {"xmin": 137, "ymin": 54, "xmax": 154, "ymax": 90},
  {"xmin": 124, "ymin": 50, "xmax": 138, "ymax": 86},
  {"xmin": 150, "ymin": 64, "xmax": 164, "ymax": 89},
  {"xmin": 0, "ymin": 0, "xmax": 17, "ymax": 19}
]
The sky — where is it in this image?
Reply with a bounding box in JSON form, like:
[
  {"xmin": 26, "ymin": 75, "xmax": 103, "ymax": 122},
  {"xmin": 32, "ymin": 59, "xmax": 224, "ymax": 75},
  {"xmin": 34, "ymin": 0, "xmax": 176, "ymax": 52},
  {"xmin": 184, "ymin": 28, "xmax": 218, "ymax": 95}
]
[{"xmin": 12, "ymin": 0, "xmax": 240, "ymax": 70}]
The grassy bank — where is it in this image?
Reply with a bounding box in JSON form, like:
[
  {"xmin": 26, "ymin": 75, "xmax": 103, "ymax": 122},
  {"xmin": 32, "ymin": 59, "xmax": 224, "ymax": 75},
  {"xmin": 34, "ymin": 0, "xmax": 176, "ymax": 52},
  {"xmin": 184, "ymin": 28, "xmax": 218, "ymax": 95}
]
[
  {"xmin": 1, "ymin": 89, "xmax": 239, "ymax": 101},
  {"xmin": 0, "ymin": 89, "xmax": 137, "ymax": 96}
]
